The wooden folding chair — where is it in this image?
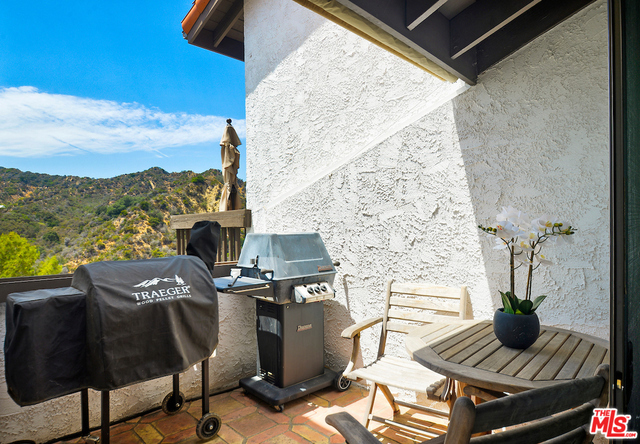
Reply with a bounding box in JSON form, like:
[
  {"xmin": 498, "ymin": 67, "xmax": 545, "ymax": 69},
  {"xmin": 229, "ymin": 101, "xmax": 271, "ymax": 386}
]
[{"xmin": 341, "ymin": 279, "xmax": 472, "ymax": 431}]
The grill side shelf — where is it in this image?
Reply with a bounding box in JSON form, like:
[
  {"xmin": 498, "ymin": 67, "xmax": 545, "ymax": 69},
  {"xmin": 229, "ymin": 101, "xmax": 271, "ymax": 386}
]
[{"xmin": 213, "ymin": 276, "xmax": 275, "ymax": 300}]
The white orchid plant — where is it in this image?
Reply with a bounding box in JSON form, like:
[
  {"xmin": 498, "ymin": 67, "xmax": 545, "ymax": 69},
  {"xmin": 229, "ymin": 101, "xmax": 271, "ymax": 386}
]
[{"xmin": 479, "ymin": 206, "xmax": 576, "ymax": 315}]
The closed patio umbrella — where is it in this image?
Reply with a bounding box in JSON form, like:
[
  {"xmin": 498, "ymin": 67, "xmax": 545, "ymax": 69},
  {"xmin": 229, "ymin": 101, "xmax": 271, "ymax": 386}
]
[{"xmin": 219, "ymin": 119, "xmax": 242, "ymax": 211}]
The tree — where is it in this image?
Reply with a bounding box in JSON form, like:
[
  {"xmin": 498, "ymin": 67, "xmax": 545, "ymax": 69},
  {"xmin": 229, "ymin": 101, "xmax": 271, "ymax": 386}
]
[
  {"xmin": 36, "ymin": 256, "xmax": 63, "ymax": 276},
  {"xmin": 0, "ymin": 232, "xmax": 39, "ymax": 277}
]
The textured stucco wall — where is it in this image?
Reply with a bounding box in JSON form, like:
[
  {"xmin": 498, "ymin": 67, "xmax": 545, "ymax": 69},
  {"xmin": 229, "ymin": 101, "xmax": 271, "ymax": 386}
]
[
  {"xmin": 0, "ymin": 296, "xmax": 256, "ymax": 443},
  {"xmin": 245, "ymin": 0, "xmax": 610, "ymax": 374}
]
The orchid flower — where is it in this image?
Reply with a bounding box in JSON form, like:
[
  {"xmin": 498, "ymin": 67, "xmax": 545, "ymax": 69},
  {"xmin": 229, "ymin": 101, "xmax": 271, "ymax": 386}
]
[
  {"xmin": 536, "ymin": 254, "xmax": 553, "ymax": 266},
  {"xmin": 478, "ymin": 206, "xmax": 576, "ymax": 315}
]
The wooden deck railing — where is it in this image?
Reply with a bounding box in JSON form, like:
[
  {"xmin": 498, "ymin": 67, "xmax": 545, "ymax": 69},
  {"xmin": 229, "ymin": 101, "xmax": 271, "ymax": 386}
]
[{"xmin": 170, "ymin": 209, "xmax": 252, "ymax": 261}]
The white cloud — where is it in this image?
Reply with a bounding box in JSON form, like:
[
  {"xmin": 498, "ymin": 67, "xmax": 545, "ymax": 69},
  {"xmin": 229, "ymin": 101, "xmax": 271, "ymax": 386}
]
[{"xmin": 0, "ymin": 86, "xmax": 245, "ymax": 157}]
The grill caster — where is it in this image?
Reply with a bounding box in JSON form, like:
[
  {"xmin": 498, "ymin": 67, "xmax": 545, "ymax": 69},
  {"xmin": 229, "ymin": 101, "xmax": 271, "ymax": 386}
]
[
  {"xmin": 333, "ymin": 371, "xmax": 351, "ymax": 392},
  {"xmin": 196, "ymin": 412, "xmax": 222, "ymax": 440},
  {"xmin": 162, "ymin": 391, "xmax": 186, "ymax": 415},
  {"xmin": 275, "ymin": 404, "xmax": 284, "ymax": 412}
]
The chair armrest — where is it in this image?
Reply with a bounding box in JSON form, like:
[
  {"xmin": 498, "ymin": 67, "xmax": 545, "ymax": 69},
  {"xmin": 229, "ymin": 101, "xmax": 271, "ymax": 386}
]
[
  {"xmin": 327, "ymin": 412, "xmax": 447, "ymax": 444},
  {"xmin": 326, "ymin": 412, "xmax": 380, "ymax": 444},
  {"xmin": 341, "ymin": 316, "xmax": 383, "ymax": 339}
]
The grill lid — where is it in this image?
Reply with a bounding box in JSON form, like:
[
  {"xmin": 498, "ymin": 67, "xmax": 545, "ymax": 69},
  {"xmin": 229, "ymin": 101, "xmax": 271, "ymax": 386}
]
[{"xmin": 237, "ymin": 233, "xmax": 336, "ymax": 281}]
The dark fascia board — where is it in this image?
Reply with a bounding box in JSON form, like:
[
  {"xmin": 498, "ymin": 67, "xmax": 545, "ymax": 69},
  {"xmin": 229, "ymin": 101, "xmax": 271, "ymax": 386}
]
[
  {"xmin": 475, "ymin": 0, "xmax": 597, "ymax": 74},
  {"xmin": 192, "ymin": 29, "xmax": 245, "ymax": 61},
  {"xmin": 334, "ymin": 0, "xmax": 478, "ymax": 84}
]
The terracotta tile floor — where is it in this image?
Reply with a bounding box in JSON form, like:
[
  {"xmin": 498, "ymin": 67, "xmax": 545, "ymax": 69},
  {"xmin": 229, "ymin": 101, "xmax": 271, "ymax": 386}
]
[{"xmin": 51, "ymin": 385, "xmax": 448, "ymax": 444}]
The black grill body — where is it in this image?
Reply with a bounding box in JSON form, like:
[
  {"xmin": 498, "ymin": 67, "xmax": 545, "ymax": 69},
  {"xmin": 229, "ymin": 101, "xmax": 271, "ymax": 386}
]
[{"xmin": 256, "ymin": 300, "xmax": 324, "ymax": 388}]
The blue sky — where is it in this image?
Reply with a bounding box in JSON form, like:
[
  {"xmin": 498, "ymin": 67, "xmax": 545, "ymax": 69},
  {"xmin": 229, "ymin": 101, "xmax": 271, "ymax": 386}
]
[{"xmin": 0, "ymin": 0, "xmax": 246, "ymax": 179}]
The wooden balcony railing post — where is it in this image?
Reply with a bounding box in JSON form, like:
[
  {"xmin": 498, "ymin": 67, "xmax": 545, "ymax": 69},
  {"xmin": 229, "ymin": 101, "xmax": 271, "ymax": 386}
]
[
  {"xmin": 220, "ymin": 227, "xmax": 228, "ymax": 262},
  {"xmin": 231, "ymin": 227, "xmax": 240, "ymax": 261},
  {"xmin": 170, "ymin": 209, "xmax": 251, "ymax": 265}
]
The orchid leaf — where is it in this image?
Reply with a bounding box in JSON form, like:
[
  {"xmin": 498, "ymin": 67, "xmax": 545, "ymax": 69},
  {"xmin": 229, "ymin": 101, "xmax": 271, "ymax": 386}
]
[
  {"xmin": 531, "ymin": 295, "xmax": 547, "ymax": 312},
  {"xmin": 518, "ymin": 299, "xmax": 533, "ymax": 315},
  {"xmin": 500, "ymin": 291, "xmax": 515, "ymax": 314},
  {"xmin": 513, "ymin": 292, "xmax": 522, "ymax": 307}
]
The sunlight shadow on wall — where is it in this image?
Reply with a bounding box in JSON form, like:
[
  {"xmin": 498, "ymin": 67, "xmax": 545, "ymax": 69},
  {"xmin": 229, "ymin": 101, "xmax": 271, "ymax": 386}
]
[
  {"xmin": 450, "ymin": 1, "xmax": 610, "ymax": 337},
  {"xmin": 244, "ymin": 0, "xmax": 325, "ymax": 95}
]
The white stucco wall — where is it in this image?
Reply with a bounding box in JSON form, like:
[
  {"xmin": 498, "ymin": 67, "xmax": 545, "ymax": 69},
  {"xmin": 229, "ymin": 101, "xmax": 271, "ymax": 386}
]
[
  {"xmin": 245, "ymin": 0, "xmax": 610, "ymax": 372},
  {"xmin": 0, "ymin": 296, "xmax": 256, "ymax": 443}
]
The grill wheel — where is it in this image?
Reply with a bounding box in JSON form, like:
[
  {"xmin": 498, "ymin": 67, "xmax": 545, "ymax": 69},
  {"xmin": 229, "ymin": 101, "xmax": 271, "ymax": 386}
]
[
  {"xmin": 334, "ymin": 371, "xmax": 351, "ymax": 392},
  {"xmin": 196, "ymin": 412, "xmax": 222, "ymax": 440},
  {"xmin": 161, "ymin": 391, "xmax": 186, "ymax": 415}
]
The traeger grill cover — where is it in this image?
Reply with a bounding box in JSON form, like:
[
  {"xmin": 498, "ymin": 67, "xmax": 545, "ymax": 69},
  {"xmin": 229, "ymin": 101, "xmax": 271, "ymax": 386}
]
[
  {"xmin": 72, "ymin": 256, "xmax": 218, "ymax": 390},
  {"xmin": 5, "ymin": 287, "xmax": 87, "ymax": 406}
]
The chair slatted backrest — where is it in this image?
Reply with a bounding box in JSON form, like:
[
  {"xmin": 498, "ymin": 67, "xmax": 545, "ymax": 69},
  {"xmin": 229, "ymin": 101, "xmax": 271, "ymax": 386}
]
[
  {"xmin": 445, "ymin": 364, "xmax": 610, "ymax": 444},
  {"xmin": 378, "ymin": 280, "xmax": 471, "ymax": 357}
]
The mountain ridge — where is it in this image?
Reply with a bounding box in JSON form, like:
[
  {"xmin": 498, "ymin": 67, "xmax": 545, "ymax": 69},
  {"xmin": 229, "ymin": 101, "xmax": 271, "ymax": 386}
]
[{"xmin": 0, "ymin": 166, "xmax": 245, "ymax": 274}]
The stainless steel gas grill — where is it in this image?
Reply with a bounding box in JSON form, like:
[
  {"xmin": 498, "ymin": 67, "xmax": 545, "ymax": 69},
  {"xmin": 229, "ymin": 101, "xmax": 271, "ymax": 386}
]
[{"xmin": 214, "ymin": 233, "xmax": 350, "ymax": 411}]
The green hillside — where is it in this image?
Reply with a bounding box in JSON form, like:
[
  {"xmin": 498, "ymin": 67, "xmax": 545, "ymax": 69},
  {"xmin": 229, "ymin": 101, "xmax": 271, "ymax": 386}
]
[{"xmin": 0, "ymin": 167, "xmax": 245, "ymax": 274}]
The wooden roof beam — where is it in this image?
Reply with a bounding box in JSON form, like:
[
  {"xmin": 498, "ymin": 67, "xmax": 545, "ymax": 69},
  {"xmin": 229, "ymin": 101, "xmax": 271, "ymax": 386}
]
[
  {"xmin": 213, "ymin": 0, "xmax": 244, "ymax": 48},
  {"xmin": 334, "ymin": 0, "xmax": 478, "ymax": 84},
  {"xmin": 186, "ymin": 0, "xmax": 225, "ymax": 43},
  {"xmin": 450, "ymin": 0, "xmax": 542, "ymax": 59},
  {"xmin": 475, "ymin": 0, "xmax": 596, "ymax": 74},
  {"xmin": 406, "ymin": 0, "xmax": 451, "ymax": 31}
]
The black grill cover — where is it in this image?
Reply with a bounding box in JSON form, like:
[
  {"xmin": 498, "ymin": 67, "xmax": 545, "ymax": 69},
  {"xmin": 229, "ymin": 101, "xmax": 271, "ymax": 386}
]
[
  {"xmin": 186, "ymin": 221, "xmax": 221, "ymax": 275},
  {"xmin": 72, "ymin": 256, "xmax": 218, "ymax": 390},
  {"xmin": 5, "ymin": 287, "xmax": 88, "ymax": 406}
]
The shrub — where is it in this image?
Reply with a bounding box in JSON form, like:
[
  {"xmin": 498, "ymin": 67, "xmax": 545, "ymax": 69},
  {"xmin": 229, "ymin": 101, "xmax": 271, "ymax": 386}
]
[
  {"xmin": 191, "ymin": 175, "xmax": 206, "ymax": 185},
  {"xmin": 151, "ymin": 248, "xmax": 166, "ymax": 258},
  {"xmin": 43, "ymin": 231, "xmax": 60, "ymax": 243},
  {"xmin": 148, "ymin": 216, "xmax": 162, "ymax": 228},
  {"xmin": 43, "ymin": 213, "xmax": 59, "ymax": 227},
  {"xmin": 107, "ymin": 196, "xmax": 135, "ymax": 218}
]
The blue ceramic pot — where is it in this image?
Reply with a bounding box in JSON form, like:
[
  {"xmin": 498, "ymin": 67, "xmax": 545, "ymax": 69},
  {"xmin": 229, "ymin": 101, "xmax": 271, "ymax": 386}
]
[{"xmin": 493, "ymin": 308, "xmax": 540, "ymax": 349}]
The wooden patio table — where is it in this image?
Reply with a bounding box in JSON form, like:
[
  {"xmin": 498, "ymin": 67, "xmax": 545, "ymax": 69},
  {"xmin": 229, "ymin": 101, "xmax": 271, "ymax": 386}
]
[{"xmin": 405, "ymin": 320, "xmax": 609, "ymax": 396}]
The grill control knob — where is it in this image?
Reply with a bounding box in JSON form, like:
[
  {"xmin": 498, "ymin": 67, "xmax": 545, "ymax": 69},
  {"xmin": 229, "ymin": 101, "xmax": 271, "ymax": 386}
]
[
  {"xmin": 307, "ymin": 286, "xmax": 314, "ymax": 294},
  {"xmin": 320, "ymin": 284, "xmax": 327, "ymax": 292},
  {"xmin": 314, "ymin": 285, "xmax": 321, "ymax": 294}
]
